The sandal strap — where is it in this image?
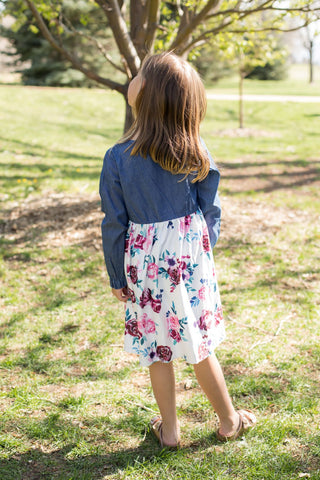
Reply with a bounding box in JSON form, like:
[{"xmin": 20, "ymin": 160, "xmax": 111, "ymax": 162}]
[
  {"xmin": 150, "ymin": 416, "xmax": 164, "ymax": 447},
  {"xmin": 217, "ymin": 409, "xmax": 256, "ymax": 442},
  {"xmin": 150, "ymin": 416, "xmax": 180, "ymax": 449}
]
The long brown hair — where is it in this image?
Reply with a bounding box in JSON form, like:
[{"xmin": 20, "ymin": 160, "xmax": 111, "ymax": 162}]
[{"xmin": 122, "ymin": 52, "xmax": 210, "ymax": 182}]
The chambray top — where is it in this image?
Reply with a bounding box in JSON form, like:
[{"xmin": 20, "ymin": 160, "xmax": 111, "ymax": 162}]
[{"xmin": 99, "ymin": 140, "xmax": 221, "ymax": 289}]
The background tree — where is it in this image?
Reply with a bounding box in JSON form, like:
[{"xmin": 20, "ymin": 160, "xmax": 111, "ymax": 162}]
[
  {"xmin": 215, "ymin": 27, "xmax": 288, "ymax": 127},
  {"xmin": 302, "ymin": 21, "xmax": 320, "ymax": 83},
  {"xmin": 1, "ymin": 0, "xmax": 118, "ymax": 86},
  {"xmin": 1, "ymin": 0, "xmax": 320, "ymax": 131}
]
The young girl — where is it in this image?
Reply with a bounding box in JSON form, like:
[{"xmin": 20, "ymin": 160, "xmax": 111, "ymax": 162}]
[{"xmin": 99, "ymin": 52, "xmax": 256, "ymax": 448}]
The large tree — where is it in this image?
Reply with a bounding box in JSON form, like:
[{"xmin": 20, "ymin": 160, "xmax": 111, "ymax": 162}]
[{"xmin": 2, "ymin": 0, "xmax": 320, "ymax": 130}]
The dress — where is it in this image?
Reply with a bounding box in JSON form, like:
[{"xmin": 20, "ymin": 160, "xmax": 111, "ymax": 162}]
[
  {"xmin": 124, "ymin": 210, "xmax": 225, "ymax": 366},
  {"xmin": 99, "ymin": 140, "xmax": 225, "ymax": 366}
]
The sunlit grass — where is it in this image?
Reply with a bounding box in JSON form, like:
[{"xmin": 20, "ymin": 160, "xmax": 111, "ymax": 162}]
[{"xmin": 0, "ymin": 81, "xmax": 319, "ymax": 479}]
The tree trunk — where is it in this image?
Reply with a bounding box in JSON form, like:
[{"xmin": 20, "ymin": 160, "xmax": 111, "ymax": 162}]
[
  {"xmin": 124, "ymin": 97, "xmax": 135, "ymax": 133},
  {"xmin": 239, "ymin": 71, "xmax": 244, "ymax": 129},
  {"xmin": 309, "ymin": 40, "xmax": 313, "ymax": 84}
]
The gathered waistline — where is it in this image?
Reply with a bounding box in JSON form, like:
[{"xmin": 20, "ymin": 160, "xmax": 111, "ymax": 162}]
[{"xmin": 128, "ymin": 209, "xmax": 202, "ymax": 227}]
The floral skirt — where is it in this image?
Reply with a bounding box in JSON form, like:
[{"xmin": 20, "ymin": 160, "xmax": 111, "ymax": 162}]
[{"xmin": 124, "ymin": 209, "xmax": 225, "ymax": 367}]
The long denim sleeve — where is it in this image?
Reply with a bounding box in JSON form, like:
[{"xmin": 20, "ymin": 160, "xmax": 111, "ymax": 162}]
[
  {"xmin": 196, "ymin": 169, "xmax": 221, "ymax": 248},
  {"xmin": 99, "ymin": 148, "xmax": 129, "ymax": 288},
  {"xmin": 99, "ymin": 140, "xmax": 221, "ymax": 289}
]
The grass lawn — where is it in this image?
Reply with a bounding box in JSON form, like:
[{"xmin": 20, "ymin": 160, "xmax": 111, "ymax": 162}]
[
  {"xmin": 0, "ymin": 76, "xmax": 319, "ymax": 480},
  {"xmin": 207, "ymin": 63, "xmax": 320, "ymax": 96}
]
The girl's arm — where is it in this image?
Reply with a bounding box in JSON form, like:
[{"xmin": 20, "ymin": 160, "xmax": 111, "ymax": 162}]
[
  {"xmin": 197, "ymin": 140, "xmax": 221, "ymax": 248},
  {"xmin": 197, "ymin": 167, "xmax": 221, "ymax": 248},
  {"xmin": 99, "ymin": 148, "xmax": 129, "ymax": 289}
]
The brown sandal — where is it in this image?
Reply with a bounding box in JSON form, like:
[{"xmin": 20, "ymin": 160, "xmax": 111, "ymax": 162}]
[
  {"xmin": 216, "ymin": 409, "xmax": 257, "ymax": 442},
  {"xmin": 150, "ymin": 416, "xmax": 180, "ymax": 449}
]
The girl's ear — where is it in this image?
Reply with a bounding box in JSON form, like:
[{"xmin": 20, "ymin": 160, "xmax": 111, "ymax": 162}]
[
  {"xmin": 140, "ymin": 77, "xmax": 146, "ymax": 92},
  {"xmin": 128, "ymin": 73, "xmax": 145, "ymax": 107}
]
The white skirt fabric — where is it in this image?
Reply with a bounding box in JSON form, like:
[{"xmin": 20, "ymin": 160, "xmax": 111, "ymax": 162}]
[{"xmin": 123, "ymin": 209, "xmax": 225, "ymax": 367}]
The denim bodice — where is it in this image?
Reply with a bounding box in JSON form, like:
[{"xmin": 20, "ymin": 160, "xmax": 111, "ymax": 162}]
[{"xmin": 99, "ymin": 140, "xmax": 221, "ymax": 288}]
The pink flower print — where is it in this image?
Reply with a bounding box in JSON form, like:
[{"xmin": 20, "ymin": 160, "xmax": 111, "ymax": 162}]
[
  {"xmin": 156, "ymin": 345, "xmax": 172, "ymax": 362},
  {"xmin": 169, "ymin": 329, "xmax": 181, "ymax": 342},
  {"xmin": 202, "ymin": 233, "xmax": 211, "ymax": 252},
  {"xmin": 125, "ymin": 236, "xmax": 129, "ymax": 253},
  {"xmin": 140, "ymin": 313, "xmax": 156, "ymax": 334},
  {"xmin": 168, "ymin": 315, "xmax": 180, "ymax": 330},
  {"xmin": 184, "ymin": 215, "xmax": 192, "ymax": 231},
  {"xmin": 139, "ymin": 288, "xmax": 152, "ymax": 308},
  {"xmin": 179, "ymin": 260, "xmax": 187, "ymax": 271},
  {"xmin": 146, "ymin": 320, "xmax": 156, "ymax": 334},
  {"xmin": 147, "ymin": 262, "xmax": 159, "ymax": 279},
  {"xmin": 151, "ymin": 297, "xmax": 161, "ymax": 313},
  {"xmin": 144, "ymin": 226, "xmax": 154, "ymax": 251},
  {"xmin": 198, "ymin": 310, "xmax": 213, "ymax": 331},
  {"xmin": 185, "ymin": 215, "xmax": 191, "ymax": 227},
  {"xmin": 179, "ymin": 215, "xmax": 191, "ymax": 235},
  {"xmin": 214, "ymin": 306, "xmax": 223, "ymax": 326},
  {"xmin": 134, "ymin": 234, "xmax": 146, "ymax": 250},
  {"xmin": 128, "ymin": 265, "xmax": 138, "ymax": 284},
  {"xmin": 198, "ymin": 339, "xmax": 210, "ymax": 361},
  {"xmin": 198, "ymin": 285, "xmax": 206, "ymax": 300},
  {"xmin": 125, "ymin": 319, "xmax": 142, "ymax": 338},
  {"xmin": 180, "ymin": 256, "xmax": 191, "ymax": 281},
  {"xmin": 168, "ymin": 266, "xmax": 181, "ymax": 286},
  {"xmin": 127, "ymin": 287, "xmax": 136, "ymax": 303}
]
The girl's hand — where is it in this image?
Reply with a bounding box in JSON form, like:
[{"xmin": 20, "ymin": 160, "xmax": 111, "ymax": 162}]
[{"xmin": 112, "ymin": 287, "xmax": 130, "ymax": 303}]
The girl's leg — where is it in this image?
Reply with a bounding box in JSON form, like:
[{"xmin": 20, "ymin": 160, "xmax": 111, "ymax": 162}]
[
  {"xmin": 149, "ymin": 361, "xmax": 180, "ymax": 446},
  {"xmin": 193, "ymin": 353, "xmax": 239, "ymax": 436}
]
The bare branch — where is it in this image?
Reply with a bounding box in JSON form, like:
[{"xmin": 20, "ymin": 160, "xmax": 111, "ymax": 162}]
[
  {"xmin": 204, "ymin": 1, "xmax": 320, "ymax": 20},
  {"xmin": 95, "ymin": 0, "xmax": 140, "ymax": 75},
  {"xmin": 204, "ymin": 0, "xmax": 275, "ymax": 19},
  {"xmin": 179, "ymin": 17, "xmax": 234, "ymax": 54},
  {"xmin": 227, "ymin": 21, "xmax": 310, "ymax": 34},
  {"xmin": 145, "ymin": 0, "xmax": 160, "ymax": 51},
  {"xmin": 24, "ymin": 0, "xmax": 126, "ymax": 93},
  {"xmin": 130, "ymin": 0, "xmax": 148, "ymax": 59},
  {"xmin": 62, "ymin": 17, "xmax": 127, "ymax": 74},
  {"xmin": 182, "ymin": 15, "xmax": 311, "ymax": 56},
  {"xmin": 170, "ymin": 0, "xmax": 221, "ymax": 51}
]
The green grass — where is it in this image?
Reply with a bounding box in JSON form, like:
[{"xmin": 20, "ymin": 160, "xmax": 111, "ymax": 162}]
[
  {"xmin": 207, "ymin": 64, "xmax": 320, "ymax": 96},
  {"xmin": 0, "ymin": 74, "xmax": 319, "ymax": 480}
]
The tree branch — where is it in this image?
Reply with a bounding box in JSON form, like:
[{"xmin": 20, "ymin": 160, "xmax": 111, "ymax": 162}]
[
  {"xmin": 227, "ymin": 21, "xmax": 310, "ymax": 34},
  {"xmin": 62, "ymin": 17, "xmax": 127, "ymax": 75},
  {"xmin": 130, "ymin": 0, "xmax": 148, "ymax": 59},
  {"xmin": 95, "ymin": 0, "xmax": 140, "ymax": 76},
  {"xmin": 170, "ymin": 0, "xmax": 221, "ymax": 51},
  {"xmin": 179, "ymin": 17, "xmax": 234, "ymax": 54},
  {"xmin": 144, "ymin": 0, "xmax": 160, "ymax": 51},
  {"xmin": 24, "ymin": 0, "xmax": 127, "ymax": 93},
  {"xmin": 204, "ymin": 1, "xmax": 320, "ymax": 20}
]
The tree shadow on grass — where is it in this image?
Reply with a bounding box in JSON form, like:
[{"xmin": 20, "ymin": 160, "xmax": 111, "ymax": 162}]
[
  {"xmin": 0, "ymin": 136, "xmax": 102, "ymax": 163},
  {"xmin": 1, "ymin": 196, "xmax": 101, "ymax": 250},
  {"xmin": 220, "ymin": 159, "xmax": 320, "ymax": 169},
  {"xmin": 220, "ymin": 158, "xmax": 320, "ymax": 194},
  {"xmin": 0, "ymin": 442, "xmax": 167, "ymax": 480},
  {"xmin": 0, "ymin": 430, "xmax": 319, "ymax": 480}
]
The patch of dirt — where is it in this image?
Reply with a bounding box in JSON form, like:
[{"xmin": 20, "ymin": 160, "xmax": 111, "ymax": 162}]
[
  {"xmin": 1, "ymin": 191, "xmax": 102, "ymax": 250},
  {"xmin": 220, "ymin": 196, "xmax": 303, "ymax": 243},
  {"xmin": 0, "ymin": 189, "xmax": 310, "ymax": 253}
]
